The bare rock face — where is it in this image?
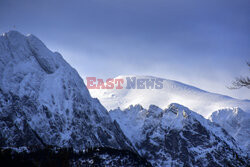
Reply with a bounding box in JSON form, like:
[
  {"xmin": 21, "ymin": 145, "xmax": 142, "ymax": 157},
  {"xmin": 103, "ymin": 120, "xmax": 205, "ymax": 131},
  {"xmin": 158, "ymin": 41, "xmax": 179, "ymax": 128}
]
[
  {"xmin": 110, "ymin": 103, "xmax": 249, "ymax": 167},
  {"xmin": 0, "ymin": 31, "xmax": 133, "ymax": 151}
]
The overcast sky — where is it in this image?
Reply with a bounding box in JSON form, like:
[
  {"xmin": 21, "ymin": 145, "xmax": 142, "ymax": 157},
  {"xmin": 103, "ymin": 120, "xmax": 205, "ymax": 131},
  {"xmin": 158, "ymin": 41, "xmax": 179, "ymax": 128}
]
[{"xmin": 0, "ymin": 0, "xmax": 249, "ymax": 99}]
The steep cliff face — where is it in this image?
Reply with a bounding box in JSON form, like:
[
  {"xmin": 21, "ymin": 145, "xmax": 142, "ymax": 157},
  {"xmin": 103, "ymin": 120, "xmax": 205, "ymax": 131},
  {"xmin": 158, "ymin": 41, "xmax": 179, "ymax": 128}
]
[
  {"xmin": 0, "ymin": 31, "xmax": 133, "ymax": 151},
  {"xmin": 110, "ymin": 104, "xmax": 249, "ymax": 167}
]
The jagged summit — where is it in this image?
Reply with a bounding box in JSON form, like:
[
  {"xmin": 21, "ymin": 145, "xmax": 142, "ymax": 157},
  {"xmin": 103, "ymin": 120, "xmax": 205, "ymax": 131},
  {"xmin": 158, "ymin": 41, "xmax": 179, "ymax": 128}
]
[
  {"xmin": 110, "ymin": 103, "xmax": 249, "ymax": 166},
  {"xmin": 2, "ymin": 30, "xmax": 61, "ymax": 74},
  {"xmin": 0, "ymin": 30, "xmax": 91, "ymax": 104}
]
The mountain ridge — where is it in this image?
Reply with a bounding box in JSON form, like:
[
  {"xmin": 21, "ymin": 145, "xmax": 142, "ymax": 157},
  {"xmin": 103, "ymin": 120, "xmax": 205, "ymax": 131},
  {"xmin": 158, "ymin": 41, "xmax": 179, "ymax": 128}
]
[
  {"xmin": 90, "ymin": 75, "xmax": 250, "ymax": 117},
  {"xmin": 109, "ymin": 103, "xmax": 249, "ymax": 166}
]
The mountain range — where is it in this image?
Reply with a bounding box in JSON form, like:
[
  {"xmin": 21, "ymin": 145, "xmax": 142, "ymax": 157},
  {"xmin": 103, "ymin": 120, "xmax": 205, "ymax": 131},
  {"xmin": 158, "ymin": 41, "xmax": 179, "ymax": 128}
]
[{"xmin": 0, "ymin": 31, "xmax": 249, "ymax": 166}]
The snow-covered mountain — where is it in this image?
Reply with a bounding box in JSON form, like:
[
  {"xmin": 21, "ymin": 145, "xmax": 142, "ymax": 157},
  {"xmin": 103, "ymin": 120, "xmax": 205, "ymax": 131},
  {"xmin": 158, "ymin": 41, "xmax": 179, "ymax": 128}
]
[
  {"xmin": 209, "ymin": 108, "xmax": 250, "ymax": 155},
  {"xmin": 90, "ymin": 75, "xmax": 250, "ymax": 117},
  {"xmin": 110, "ymin": 103, "xmax": 249, "ymax": 166},
  {"xmin": 1, "ymin": 31, "xmax": 249, "ymax": 166},
  {"xmin": 0, "ymin": 31, "xmax": 134, "ymax": 151}
]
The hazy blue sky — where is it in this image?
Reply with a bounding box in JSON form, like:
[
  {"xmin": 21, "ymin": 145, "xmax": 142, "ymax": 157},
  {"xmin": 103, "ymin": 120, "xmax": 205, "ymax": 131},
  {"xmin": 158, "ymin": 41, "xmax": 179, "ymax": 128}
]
[{"xmin": 0, "ymin": 0, "xmax": 249, "ymax": 99}]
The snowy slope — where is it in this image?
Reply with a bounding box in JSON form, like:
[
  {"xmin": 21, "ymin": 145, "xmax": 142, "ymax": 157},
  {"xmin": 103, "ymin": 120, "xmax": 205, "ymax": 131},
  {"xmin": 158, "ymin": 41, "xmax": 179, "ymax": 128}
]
[
  {"xmin": 90, "ymin": 75, "xmax": 250, "ymax": 117},
  {"xmin": 0, "ymin": 31, "xmax": 134, "ymax": 151},
  {"xmin": 110, "ymin": 103, "xmax": 249, "ymax": 166},
  {"xmin": 209, "ymin": 108, "xmax": 250, "ymax": 155}
]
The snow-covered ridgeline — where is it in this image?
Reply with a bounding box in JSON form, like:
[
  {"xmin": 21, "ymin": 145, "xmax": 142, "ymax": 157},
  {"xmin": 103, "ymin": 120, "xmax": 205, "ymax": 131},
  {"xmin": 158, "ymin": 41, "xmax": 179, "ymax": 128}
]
[
  {"xmin": 90, "ymin": 75, "xmax": 250, "ymax": 118},
  {"xmin": 109, "ymin": 103, "xmax": 248, "ymax": 166}
]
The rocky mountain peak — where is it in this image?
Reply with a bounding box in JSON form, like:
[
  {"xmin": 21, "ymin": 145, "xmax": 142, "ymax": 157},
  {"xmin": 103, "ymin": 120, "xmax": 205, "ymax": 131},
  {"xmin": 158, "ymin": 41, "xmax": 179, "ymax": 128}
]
[{"xmin": 0, "ymin": 31, "xmax": 134, "ymax": 151}]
